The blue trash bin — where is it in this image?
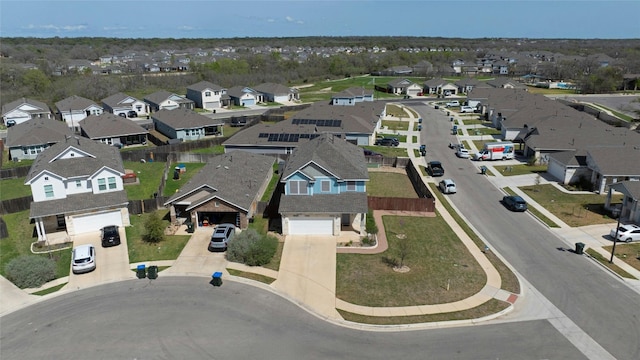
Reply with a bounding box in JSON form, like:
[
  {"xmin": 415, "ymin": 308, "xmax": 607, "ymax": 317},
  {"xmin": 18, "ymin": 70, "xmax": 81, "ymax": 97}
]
[
  {"xmin": 136, "ymin": 264, "xmax": 146, "ymax": 279},
  {"xmin": 211, "ymin": 272, "xmax": 223, "ymax": 286}
]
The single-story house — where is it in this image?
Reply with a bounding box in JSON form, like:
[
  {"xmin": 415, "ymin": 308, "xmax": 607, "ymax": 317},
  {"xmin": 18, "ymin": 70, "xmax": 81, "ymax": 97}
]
[
  {"xmin": 606, "ymin": 181, "xmax": 640, "ymax": 225},
  {"xmin": 2, "ymin": 97, "xmax": 53, "ymax": 126},
  {"xmin": 423, "ymin": 78, "xmax": 457, "ymax": 96},
  {"xmin": 331, "ymin": 87, "xmax": 374, "ymax": 105},
  {"xmin": 164, "ymin": 151, "xmax": 275, "ymax": 229},
  {"xmin": 144, "ymin": 91, "xmax": 195, "ymax": 112},
  {"xmin": 5, "ymin": 118, "xmax": 73, "ymax": 161},
  {"xmin": 101, "ymin": 92, "xmax": 149, "ymax": 118},
  {"xmin": 79, "ymin": 113, "xmax": 149, "ymax": 148},
  {"xmin": 55, "ymin": 95, "xmax": 104, "ymax": 130},
  {"xmin": 386, "ymin": 79, "xmax": 422, "ymax": 96},
  {"xmin": 252, "ymin": 82, "xmax": 300, "ymax": 103},
  {"xmin": 152, "ymin": 108, "xmax": 224, "ymax": 141},
  {"xmin": 226, "ymin": 86, "xmax": 262, "ymax": 107}
]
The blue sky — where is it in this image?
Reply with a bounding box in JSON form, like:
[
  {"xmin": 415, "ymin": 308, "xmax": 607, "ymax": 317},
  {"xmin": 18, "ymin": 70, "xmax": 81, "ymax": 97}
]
[{"xmin": 1, "ymin": 0, "xmax": 638, "ymax": 39}]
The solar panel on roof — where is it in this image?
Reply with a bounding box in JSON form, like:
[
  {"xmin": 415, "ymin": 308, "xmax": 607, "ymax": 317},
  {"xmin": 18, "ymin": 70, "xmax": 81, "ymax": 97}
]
[
  {"xmin": 258, "ymin": 133, "xmax": 268, "ymax": 138},
  {"xmin": 268, "ymin": 133, "xmax": 278, "ymax": 141},
  {"xmin": 300, "ymin": 134, "xmax": 309, "ymax": 138},
  {"xmin": 292, "ymin": 119, "xmax": 300, "ymax": 125},
  {"xmin": 278, "ymin": 133, "xmax": 286, "ymax": 141},
  {"xmin": 291, "ymin": 134, "xmax": 300, "ymax": 142}
]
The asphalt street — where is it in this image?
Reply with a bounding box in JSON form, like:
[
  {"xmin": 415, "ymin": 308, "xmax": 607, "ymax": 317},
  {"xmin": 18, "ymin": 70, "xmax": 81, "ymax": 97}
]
[
  {"xmin": 413, "ymin": 100, "xmax": 640, "ymax": 360},
  {"xmin": 0, "ymin": 277, "xmax": 588, "ymax": 360}
]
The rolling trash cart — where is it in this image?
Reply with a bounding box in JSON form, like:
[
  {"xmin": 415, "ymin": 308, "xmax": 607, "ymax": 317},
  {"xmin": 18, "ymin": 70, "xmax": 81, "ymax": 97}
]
[
  {"xmin": 136, "ymin": 264, "xmax": 146, "ymax": 279},
  {"xmin": 211, "ymin": 272, "xmax": 223, "ymax": 286},
  {"xmin": 147, "ymin": 265, "xmax": 158, "ymax": 279}
]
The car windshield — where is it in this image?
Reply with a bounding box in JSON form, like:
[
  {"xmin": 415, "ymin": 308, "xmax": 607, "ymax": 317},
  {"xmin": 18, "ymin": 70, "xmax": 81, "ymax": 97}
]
[{"xmin": 74, "ymin": 256, "xmax": 91, "ymax": 264}]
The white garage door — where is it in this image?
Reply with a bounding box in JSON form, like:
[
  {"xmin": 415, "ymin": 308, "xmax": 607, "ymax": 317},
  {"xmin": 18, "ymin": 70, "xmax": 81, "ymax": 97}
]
[
  {"xmin": 547, "ymin": 159, "xmax": 565, "ymax": 184},
  {"xmin": 289, "ymin": 218, "xmax": 333, "ymax": 235},
  {"xmin": 72, "ymin": 210, "xmax": 123, "ymax": 234},
  {"xmin": 204, "ymin": 101, "xmax": 219, "ymax": 109}
]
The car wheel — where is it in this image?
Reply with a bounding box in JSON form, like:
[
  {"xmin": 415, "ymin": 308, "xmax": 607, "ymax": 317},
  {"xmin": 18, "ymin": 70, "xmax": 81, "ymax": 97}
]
[{"xmin": 625, "ymin": 238, "xmax": 632, "ymax": 243}]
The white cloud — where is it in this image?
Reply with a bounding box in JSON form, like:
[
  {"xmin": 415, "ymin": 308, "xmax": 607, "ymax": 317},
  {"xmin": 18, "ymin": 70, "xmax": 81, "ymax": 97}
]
[
  {"xmin": 267, "ymin": 18, "xmax": 275, "ymax": 23},
  {"xmin": 285, "ymin": 16, "xmax": 294, "ymax": 22},
  {"xmin": 178, "ymin": 26, "xmax": 195, "ymax": 31},
  {"xmin": 24, "ymin": 24, "xmax": 87, "ymax": 32},
  {"xmin": 103, "ymin": 26, "xmax": 129, "ymax": 31}
]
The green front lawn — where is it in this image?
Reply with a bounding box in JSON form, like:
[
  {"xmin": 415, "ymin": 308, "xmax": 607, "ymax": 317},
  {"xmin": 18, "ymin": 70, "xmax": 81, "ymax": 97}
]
[
  {"xmin": 603, "ymin": 242, "xmax": 640, "ymax": 272},
  {"xmin": 493, "ymin": 164, "xmax": 548, "ymax": 176},
  {"xmin": 126, "ymin": 210, "xmax": 191, "ymax": 263},
  {"xmin": 363, "ymin": 145, "xmax": 407, "ymax": 157},
  {"xmin": 381, "ymin": 120, "xmax": 409, "ymax": 131},
  {"xmin": 520, "ymin": 184, "xmax": 621, "ymax": 227},
  {"xmin": 336, "ymin": 215, "xmax": 486, "ymax": 307}
]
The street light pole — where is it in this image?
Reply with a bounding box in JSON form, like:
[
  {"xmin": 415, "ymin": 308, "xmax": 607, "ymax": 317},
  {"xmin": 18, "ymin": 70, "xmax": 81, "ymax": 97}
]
[{"xmin": 609, "ymin": 202, "xmax": 624, "ymax": 263}]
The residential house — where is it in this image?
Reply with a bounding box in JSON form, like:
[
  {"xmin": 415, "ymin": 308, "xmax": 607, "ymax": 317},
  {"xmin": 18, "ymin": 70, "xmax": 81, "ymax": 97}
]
[
  {"xmin": 186, "ymin": 81, "xmax": 228, "ymax": 110},
  {"xmin": 386, "ymin": 79, "xmax": 422, "ymax": 97},
  {"xmin": 144, "ymin": 90, "xmax": 194, "ymax": 112},
  {"xmin": 24, "ymin": 136, "xmax": 130, "ymax": 241},
  {"xmin": 331, "ymin": 87, "xmax": 374, "ymax": 105},
  {"xmin": 101, "ymin": 92, "xmax": 149, "ymax": 118},
  {"xmin": 252, "ymin": 82, "xmax": 300, "ymax": 103},
  {"xmin": 223, "ymin": 101, "xmax": 385, "ymax": 154},
  {"xmin": 152, "ymin": 108, "xmax": 224, "ymax": 141},
  {"xmin": 279, "ymin": 133, "xmax": 369, "ymax": 236},
  {"xmin": 55, "ymin": 95, "xmax": 104, "ymax": 131},
  {"xmin": 2, "ymin": 97, "xmax": 53, "ymax": 126},
  {"xmin": 455, "ymin": 78, "xmax": 481, "ymax": 94},
  {"xmin": 486, "ymin": 78, "xmax": 527, "ymax": 90},
  {"xmin": 606, "ymin": 181, "xmax": 640, "ymax": 225},
  {"xmin": 586, "ymin": 146, "xmax": 640, "ymax": 194},
  {"xmin": 5, "ymin": 118, "xmax": 73, "ymax": 161},
  {"xmin": 226, "ymin": 86, "xmax": 262, "ymax": 106},
  {"xmin": 423, "ymin": 78, "xmax": 458, "ymax": 96},
  {"xmin": 164, "ymin": 151, "xmax": 275, "ymax": 229},
  {"xmin": 79, "ymin": 113, "xmax": 148, "ymax": 148}
]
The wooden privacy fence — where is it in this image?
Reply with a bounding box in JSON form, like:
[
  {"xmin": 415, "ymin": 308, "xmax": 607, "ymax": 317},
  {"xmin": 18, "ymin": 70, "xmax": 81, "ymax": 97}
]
[
  {"xmin": 0, "ymin": 166, "xmax": 31, "ymax": 179},
  {"xmin": 368, "ymin": 196, "xmax": 435, "ymax": 212},
  {"xmin": 0, "ymin": 196, "xmax": 32, "ymax": 215},
  {"xmin": 127, "ymin": 196, "xmax": 169, "ymax": 215}
]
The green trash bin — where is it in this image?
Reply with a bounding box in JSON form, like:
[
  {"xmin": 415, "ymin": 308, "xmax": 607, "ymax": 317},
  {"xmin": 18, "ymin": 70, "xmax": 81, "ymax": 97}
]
[
  {"xmin": 148, "ymin": 265, "xmax": 158, "ymax": 279},
  {"xmin": 575, "ymin": 242, "xmax": 585, "ymax": 255},
  {"xmin": 136, "ymin": 264, "xmax": 146, "ymax": 279},
  {"xmin": 186, "ymin": 223, "xmax": 194, "ymax": 233}
]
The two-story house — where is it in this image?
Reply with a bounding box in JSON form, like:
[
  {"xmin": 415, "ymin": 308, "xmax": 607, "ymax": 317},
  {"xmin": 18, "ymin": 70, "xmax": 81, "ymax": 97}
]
[
  {"xmin": 2, "ymin": 97, "xmax": 53, "ymax": 126},
  {"xmin": 279, "ymin": 133, "xmax": 369, "ymax": 236},
  {"xmin": 24, "ymin": 136, "xmax": 130, "ymax": 241},
  {"xmin": 101, "ymin": 92, "xmax": 149, "ymax": 118},
  {"xmin": 186, "ymin": 81, "xmax": 228, "ymax": 110},
  {"xmin": 54, "ymin": 95, "xmax": 104, "ymax": 131}
]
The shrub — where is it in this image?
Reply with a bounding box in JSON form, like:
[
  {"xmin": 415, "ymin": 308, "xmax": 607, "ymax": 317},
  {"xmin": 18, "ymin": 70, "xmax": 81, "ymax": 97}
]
[
  {"xmin": 5, "ymin": 255, "xmax": 56, "ymax": 289},
  {"xmin": 227, "ymin": 229, "xmax": 278, "ymax": 266},
  {"xmin": 365, "ymin": 209, "xmax": 378, "ymax": 235},
  {"xmin": 143, "ymin": 212, "xmax": 165, "ymax": 243}
]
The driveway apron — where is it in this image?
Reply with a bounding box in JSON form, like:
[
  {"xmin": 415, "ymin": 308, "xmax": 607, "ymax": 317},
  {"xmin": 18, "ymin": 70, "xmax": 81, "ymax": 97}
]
[
  {"xmin": 67, "ymin": 228, "xmax": 135, "ymax": 290},
  {"xmin": 272, "ymin": 235, "xmax": 341, "ymax": 319},
  {"xmin": 162, "ymin": 228, "xmax": 228, "ymax": 277}
]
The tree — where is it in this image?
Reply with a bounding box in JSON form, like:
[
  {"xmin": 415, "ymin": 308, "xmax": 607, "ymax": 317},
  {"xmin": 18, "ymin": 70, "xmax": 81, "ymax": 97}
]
[
  {"xmin": 21, "ymin": 69, "xmax": 51, "ymax": 95},
  {"xmin": 397, "ymin": 238, "xmax": 410, "ymax": 268},
  {"xmin": 143, "ymin": 212, "xmax": 165, "ymax": 243},
  {"xmin": 5, "ymin": 255, "xmax": 56, "ymax": 289},
  {"xmin": 226, "ymin": 229, "xmax": 278, "ymax": 266}
]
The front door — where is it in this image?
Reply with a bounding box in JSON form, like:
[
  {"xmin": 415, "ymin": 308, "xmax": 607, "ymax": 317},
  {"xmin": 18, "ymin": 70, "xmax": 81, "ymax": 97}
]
[
  {"xmin": 341, "ymin": 214, "xmax": 351, "ymax": 227},
  {"xmin": 56, "ymin": 214, "xmax": 66, "ymax": 230}
]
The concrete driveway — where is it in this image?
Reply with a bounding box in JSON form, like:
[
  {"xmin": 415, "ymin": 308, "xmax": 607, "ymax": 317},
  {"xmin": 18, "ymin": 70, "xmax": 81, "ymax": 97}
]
[
  {"xmin": 67, "ymin": 228, "xmax": 134, "ymax": 290},
  {"xmin": 162, "ymin": 227, "xmax": 228, "ymax": 277},
  {"xmin": 272, "ymin": 235, "xmax": 341, "ymax": 319}
]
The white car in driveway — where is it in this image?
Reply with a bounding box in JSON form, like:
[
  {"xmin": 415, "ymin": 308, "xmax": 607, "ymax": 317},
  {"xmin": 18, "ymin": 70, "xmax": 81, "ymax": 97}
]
[
  {"xmin": 610, "ymin": 224, "xmax": 640, "ymax": 242},
  {"xmin": 72, "ymin": 244, "xmax": 96, "ymax": 274}
]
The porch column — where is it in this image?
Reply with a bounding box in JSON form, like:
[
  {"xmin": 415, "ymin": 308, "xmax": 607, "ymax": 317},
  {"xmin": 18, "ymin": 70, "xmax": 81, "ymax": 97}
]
[
  {"xmin": 605, "ymin": 187, "xmax": 613, "ymax": 209},
  {"xmin": 35, "ymin": 217, "xmax": 46, "ymax": 242}
]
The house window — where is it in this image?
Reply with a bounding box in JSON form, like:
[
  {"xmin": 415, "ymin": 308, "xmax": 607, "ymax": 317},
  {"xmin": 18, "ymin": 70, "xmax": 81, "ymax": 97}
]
[
  {"xmin": 321, "ymin": 180, "xmax": 331, "ymax": 193},
  {"xmin": 289, "ymin": 180, "xmax": 308, "ymax": 195},
  {"xmin": 205, "ymin": 91, "xmax": 211, "ymax": 97},
  {"xmin": 108, "ymin": 177, "xmax": 117, "ymax": 190},
  {"xmin": 44, "ymin": 184, "xmax": 54, "ymax": 198},
  {"xmin": 98, "ymin": 178, "xmax": 106, "ymax": 191},
  {"xmin": 346, "ymin": 181, "xmax": 357, "ymax": 191},
  {"xmin": 76, "ymin": 180, "xmax": 82, "ymax": 188}
]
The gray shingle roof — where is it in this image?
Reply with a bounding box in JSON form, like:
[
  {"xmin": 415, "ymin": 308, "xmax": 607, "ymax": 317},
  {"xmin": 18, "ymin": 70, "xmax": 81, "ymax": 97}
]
[
  {"xmin": 252, "ymin": 82, "xmax": 295, "ymax": 95},
  {"xmin": 610, "ymin": 181, "xmax": 640, "ymax": 201},
  {"xmin": 187, "ymin": 81, "xmax": 224, "ymax": 92},
  {"xmin": 79, "ymin": 113, "xmax": 148, "ymax": 138},
  {"xmin": 2, "ymin": 97, "xmax": 51, "ymax": 116},
  {"xmin": 101, "ymin": 92, "xmax": 140, "ymax": 108},
  {"xmin": 25, "ymin": 136, "xmax": 125, "ymax": 182},
  {"xmin": 55, "ymin": 95, "xmax": 100, "ymax": 112},
  {"xmin": 226, "ymin": 85, "xmax": 259, "ymax": 99},
  {"xmin": 144, "ymin": 91, "xmax": 193, "ymax": 107},
  {"xmin": 587, "ymin": 146, "xmax": 640, "ymax": 176},
  {"xmin": 152, "ymin": 108, "xmax": 223, "ymax": 130},
  {"xmin": 332, "ymin": 87, "xmax": 373, "ymax": 99},
  {"xmin": 6, "ymin": 118, "xmax": 72, "ymax": 147},
  {"xmin": 29, "ymin": 190, "xmax": 128, "ymax": 218},
  {"xmin": 165, "ymin": 151, "xmax": 274, "ymax": 212},
  {"xmin": 279, "ymin": 192, "xmax": 368, "ymax": 213},
  {"xmin": 282, "ymin": 133, "xmax": 369, "ymax": 181}
]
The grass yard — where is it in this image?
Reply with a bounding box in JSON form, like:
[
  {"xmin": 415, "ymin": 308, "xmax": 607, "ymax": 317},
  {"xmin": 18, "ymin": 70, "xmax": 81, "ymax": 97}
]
[
  {"xmin": 0, "ymin": 210, "xmax": 71, "ymax": 280},
  {"xmin": 381, "ymin": 120, "xmax": 409, "ymax": 131},
  {"xmin": 338, "ymin": 298, "xmax": 510, "ymax": 325},
  {"xmin": 336, "ymin": 215, "xmax": 486, "ymax": 307},
  {"xmin": 123, "ymin": 161, "xmax": 167, "ymax": 200},
  {"xmin": 363, "ymin": 145, "xmax": 408, "ymax": 158},
  {"xmin": 260, "ymin": 163, "xmax": 281, "ymax": 202},
  {"xmin": 188, "ymin": 145, "xmax": 225, "ymax": 154},
  {"xmin": 227, "ymin": 268, "xmax": 276, "ymax": 284},
  {"xmin": 428, "ymin": 182, "xmax": 520, "ymax": 294},
  {"xmin": 126, "ymin": 210, "xmax": 191, "ymax": 263},
  {"xmin": 385, "ymin": 104, "xmax": 408, "ymax": 118},
  {"xmin": 585, "ymin": 248, "xmax": 636, "ymax": 279},
  {"xmin": 493, "ymin": 164, "xmax": 548, "ymax": 176},
  {"xmin": 525, "ymin": 87, "xmax": 577, "ymax": 95},
  {"xmin": 468, "ymin": 127, "xmax": 502, "ymax": 136},
  {"xmin": 520, "ymin": 184, "xmax": 621, "ymax": 227},
  {"xmin": 0, "ymin": 177, "xmax": 32, "ymax": 200},
  {"xmin": 367, "ymin": 172, "xmax": 418, "ymax": 198},
  {"xmin": 162, "ymin": 162, "xmax": 206, "ymax": 197},
  {"xmin": 603, "ymin": 242, "xmax": 640, "ymax": 273}
]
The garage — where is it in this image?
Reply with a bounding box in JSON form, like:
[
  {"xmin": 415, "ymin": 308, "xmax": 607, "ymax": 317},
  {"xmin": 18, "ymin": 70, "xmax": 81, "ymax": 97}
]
[
  {"xmin": 288, "ymin": 218, "xmax": 334, "ymax": 235},
  {"xmin": 204, "ymin": 101, "xmax": 219, "ymax": 109},
  {"xmin": 241, "ymin": 98, "xmax": 255, "ymax": 107},
  {"xmin": 71, "ymin": 209, "xmax": 124, "ymax": 234}
]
